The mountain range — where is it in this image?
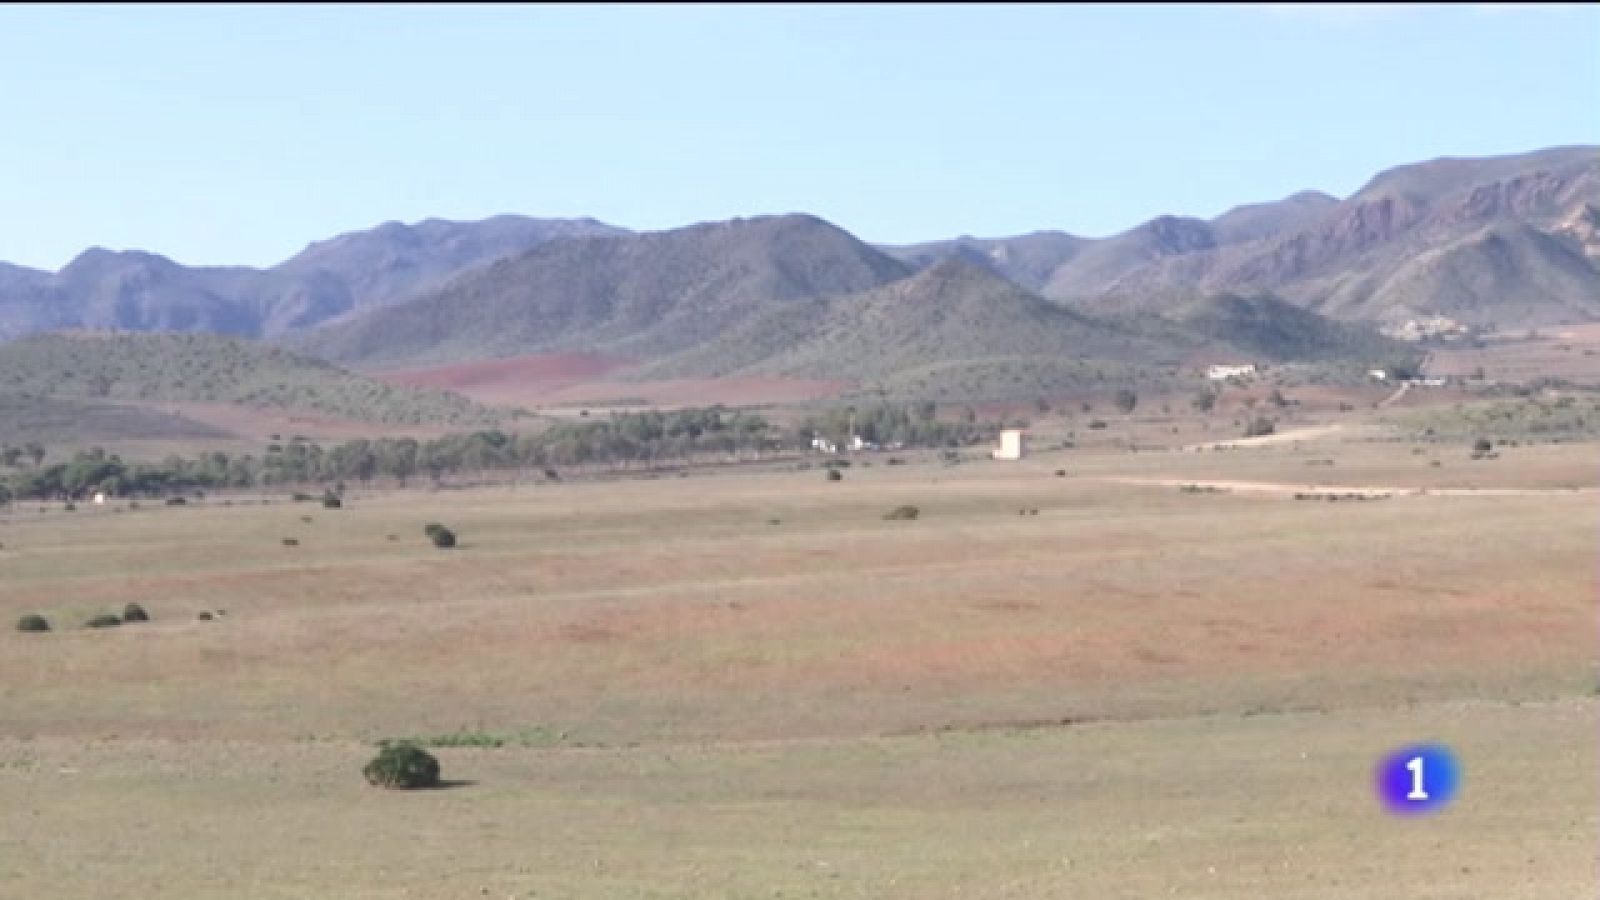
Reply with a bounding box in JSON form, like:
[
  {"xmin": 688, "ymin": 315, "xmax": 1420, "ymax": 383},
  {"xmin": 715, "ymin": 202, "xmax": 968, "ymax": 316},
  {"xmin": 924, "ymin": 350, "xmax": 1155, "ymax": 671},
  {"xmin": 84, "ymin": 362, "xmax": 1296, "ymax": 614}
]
[{"xmin": 1, "ymin": 145, "xmax": 1594, "ymax": 394}]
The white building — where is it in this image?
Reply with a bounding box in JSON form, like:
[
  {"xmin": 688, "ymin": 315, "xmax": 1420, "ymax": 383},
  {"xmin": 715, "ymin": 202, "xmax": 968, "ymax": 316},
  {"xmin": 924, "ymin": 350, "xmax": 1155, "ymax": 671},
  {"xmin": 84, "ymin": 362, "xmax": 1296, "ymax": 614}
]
[
  {"xmin": 993, "ymin": 429, "xmax": 1026, "ymax": 461},
  {"xmin": 1368, "ymin": 369, "xmax": 1389, "ymax": 381},
  {"xmin": 1207, "ymin": 364, "xmax": 1257, "ymax": 381}
]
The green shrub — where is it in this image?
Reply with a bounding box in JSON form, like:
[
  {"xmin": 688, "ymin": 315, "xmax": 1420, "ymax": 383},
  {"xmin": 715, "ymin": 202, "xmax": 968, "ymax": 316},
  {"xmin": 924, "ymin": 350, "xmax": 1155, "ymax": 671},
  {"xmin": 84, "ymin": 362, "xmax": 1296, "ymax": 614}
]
[
  {"xmin": 363, "ymin": 741, "xmax": 441, "ymax": 790},
  {"xmin": 1471, "ymin": 437, "xmax": 1493, "ymax": 459},
  {"xmin": 1087, "ymin": 420, "xmax": 1108, "ymax": 430},
  {"xmin": 291, "ymin": 492, "xmax": 316, "ymax": 503},
  {"xmin": 427, "ymin": 524, "xmax": 457, "ymax": 548},
  {"xmin": 281, "ymin": 537, "xmax": 299, "ymax": 547},
  {"xmin": 63, "ymin": 501, "xmax": 76, "ymax": 512},
  {"xmin": 122, "ymin": 603, "xmax": 150, "ymax": 623},
  {"xmin": 16, "ymin": 614, "xmax": 49, "ymax": 633},
  {"xmin": 1243, "ymin": 417, "xmax": 1276, "ymax": 438},
  {"xmin": 198, "ymin": 611, "xmax": 214, "ymax": 621},
  {"xmin": 165, "ymin": 496, "xmax": 187, "ymax": 506},
  {"xmin": 321, "ymin": 490, "xmax": 342, "ymax": 509},
  {"xmin": 883, "ymin": 505, "xmax": 920, "ymax": 520},
  {"xmin": 825, "ymin": 469, "xmax": 842, "ymax": 482},
  {"xmin": 85, "ymin": 614, "xmax": 122, "ymax": 629}
]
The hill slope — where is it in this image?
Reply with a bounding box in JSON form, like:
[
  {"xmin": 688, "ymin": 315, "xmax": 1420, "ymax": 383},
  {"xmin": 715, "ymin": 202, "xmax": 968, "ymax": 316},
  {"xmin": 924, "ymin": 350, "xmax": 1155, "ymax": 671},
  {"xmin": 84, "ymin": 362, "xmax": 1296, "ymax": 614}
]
[
  {"xmin": 0, "ymin": 216, "xmax": 625, "ymax": 340},
  {"xmin": 0, "ymin": 332, "xmax": 501, "ymax": 427},
  {"xmin": 274, "ymin": 215, "xmax": 626, "ymax": 315},
  {"xmin": 877, "ymin": 231, "xmax": 1087, "ymax": 292},
  {"xmin": 293, "ymin": 214, "xmax": 916, "ymax": 367},
  {"xmin": 1088, "ymin": 146, "xmax": 1600, "ymax": 324}
]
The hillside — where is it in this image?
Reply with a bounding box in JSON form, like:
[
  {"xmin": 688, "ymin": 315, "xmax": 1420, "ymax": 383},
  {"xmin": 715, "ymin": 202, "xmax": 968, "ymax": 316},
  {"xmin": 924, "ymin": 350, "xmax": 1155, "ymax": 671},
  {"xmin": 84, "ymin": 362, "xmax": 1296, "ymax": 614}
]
[
  {"xmin": 1161, "ymin": 292, "xmax": 1406, "ymax": 363},
  {"xmin": 292, "ymin": 214, "xmax": 916, "ymax": 366},
  {"xmin": 0, "ymin": 215, "xmax": 624, "ymax": 340},
  {"xmin": 275, "ymin": 215, "xmax": 626, "ymax": 315},
  {"xmin": 1087, "ymin": 146, "xmax": 1600, "ymax": 324},
  {"xmin": 877, "ymin": 231, "xmax": 1086, "ymax": 292},
  {"xmin": 0, "ymin": 332, "xmax": 501, "ymax": 427}
]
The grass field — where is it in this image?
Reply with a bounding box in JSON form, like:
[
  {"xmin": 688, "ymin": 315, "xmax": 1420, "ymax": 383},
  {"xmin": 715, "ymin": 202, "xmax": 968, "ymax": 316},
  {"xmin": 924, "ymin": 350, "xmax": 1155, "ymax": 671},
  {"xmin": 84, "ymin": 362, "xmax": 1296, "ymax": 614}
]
[{"xmin": 0, "ymin": 433, "xmax": 1595, "ymax": 897}]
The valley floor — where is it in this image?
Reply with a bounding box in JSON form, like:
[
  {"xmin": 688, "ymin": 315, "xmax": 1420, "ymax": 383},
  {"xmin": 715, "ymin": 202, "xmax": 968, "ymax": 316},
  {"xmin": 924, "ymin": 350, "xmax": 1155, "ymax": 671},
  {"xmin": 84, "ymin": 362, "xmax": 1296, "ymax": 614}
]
[{"xmin": 0, "ymin": 435, "xmax": 1595, "ymax": 897}]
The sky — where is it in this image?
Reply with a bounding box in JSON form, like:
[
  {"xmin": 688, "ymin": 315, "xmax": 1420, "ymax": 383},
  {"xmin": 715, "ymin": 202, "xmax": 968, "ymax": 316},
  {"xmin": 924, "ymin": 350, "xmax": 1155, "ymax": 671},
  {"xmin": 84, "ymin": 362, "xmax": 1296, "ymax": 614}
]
[{"xmin": 0, "ymin": 2, "xmax": 1595, "ymax": 270}]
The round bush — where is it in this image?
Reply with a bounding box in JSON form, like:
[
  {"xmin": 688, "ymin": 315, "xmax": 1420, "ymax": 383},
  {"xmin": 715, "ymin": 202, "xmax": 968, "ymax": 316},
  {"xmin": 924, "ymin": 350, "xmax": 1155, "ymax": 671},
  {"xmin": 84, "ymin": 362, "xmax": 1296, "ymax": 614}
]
[
  {"xmin": 826, "ymin": 469, "xmax": 842, "ymax": 482},
  {"xmin": 16, "ymin": 614, "xmax": 50, "ymax": 633},
  {"xmin": 165, "ymin": 496, "xmax": 187, "ymax": 506},
  {"xmin": 122, "ymin": 603, "xmax": 150, "ymax": 623},
  {"xmin": 883, "ymin": 505, "xmax": 920, "ymax": 520},
  {"xmin": 85, "ymin": 614, "xmax": 122, "ymax": 629},
  {"xmin": 198, "ymin": 611, "xmax": 214, "ymax": 621},
  {"xmin": 363, "ymin": 741, "xmax": 441, "ymax": 790},
  {"xmin": 281, "ymin": 537, "xmax": 300, "ymax": 547},
  {"xmin": 321, "ymin": 490, "xmax": 342, "ymax": 510},
  {"xmin": 429, "ymin": 526, "xmax": 457, "ymax": 549}
]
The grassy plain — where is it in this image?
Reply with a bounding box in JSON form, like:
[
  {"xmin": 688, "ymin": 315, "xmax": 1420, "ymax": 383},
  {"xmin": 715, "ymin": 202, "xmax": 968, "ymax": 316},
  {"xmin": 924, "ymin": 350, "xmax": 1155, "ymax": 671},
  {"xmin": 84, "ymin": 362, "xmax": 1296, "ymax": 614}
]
[{"xmin": 0, "ymin": 427, "xmax": 1595, "ymax": 898}]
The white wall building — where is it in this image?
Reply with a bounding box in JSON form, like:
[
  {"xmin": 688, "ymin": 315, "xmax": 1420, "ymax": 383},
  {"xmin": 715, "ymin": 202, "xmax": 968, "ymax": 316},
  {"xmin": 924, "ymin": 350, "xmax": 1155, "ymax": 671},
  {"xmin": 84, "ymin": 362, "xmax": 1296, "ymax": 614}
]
[
  {"xmin": 1207, "ymin": 364, "xmax": 1257, "ymax": 381},
  {"xmin": 993, "ymin": 429, "xmax": 1026, "ymax": 461}
]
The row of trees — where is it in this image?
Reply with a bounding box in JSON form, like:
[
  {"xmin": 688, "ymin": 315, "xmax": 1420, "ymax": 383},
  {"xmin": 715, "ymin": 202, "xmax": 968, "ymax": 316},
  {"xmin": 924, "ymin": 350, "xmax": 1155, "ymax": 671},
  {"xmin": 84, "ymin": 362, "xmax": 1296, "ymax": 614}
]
[
  {"xmin": 797, "ymin": 401, "xmax": 998, "ymax": 449},
  {"xmin": 1, "ymin": 403, "xmax": 994, "ymax": 502}
]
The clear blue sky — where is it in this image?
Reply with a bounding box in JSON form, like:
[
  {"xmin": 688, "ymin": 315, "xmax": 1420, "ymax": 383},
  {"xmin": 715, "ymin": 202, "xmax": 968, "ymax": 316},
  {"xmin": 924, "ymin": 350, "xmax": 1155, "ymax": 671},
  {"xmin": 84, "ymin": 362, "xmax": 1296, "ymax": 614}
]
[{"xmin": 0, "ymin": 3, "xmax": 1595, "ymax": 270}]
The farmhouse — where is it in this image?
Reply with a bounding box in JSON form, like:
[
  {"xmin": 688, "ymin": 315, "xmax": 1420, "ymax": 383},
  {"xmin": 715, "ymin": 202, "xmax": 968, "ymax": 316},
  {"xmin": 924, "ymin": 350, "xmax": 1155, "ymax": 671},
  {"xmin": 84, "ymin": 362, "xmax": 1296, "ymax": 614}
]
[
  {"xmin": 1207, "ymin": 363, "xmax": 1257, "ymax": 381},
  {"xmin": 992, "ymin": 429, "xmax": 1026, "ymax": 461}
]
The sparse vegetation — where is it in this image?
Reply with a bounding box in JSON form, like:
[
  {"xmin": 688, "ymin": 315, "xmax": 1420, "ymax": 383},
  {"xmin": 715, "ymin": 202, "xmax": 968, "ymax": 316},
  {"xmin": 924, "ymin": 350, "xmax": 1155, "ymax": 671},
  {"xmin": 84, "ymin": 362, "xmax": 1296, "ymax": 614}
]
[
  {"xmin": 362, "ymin": 741, "xmax": 441, "ymax": 790},
  {"xmin": 1243, "ymin": 417, "xmax": 1276, "ymax": 438},
  {"xmin": 425, "ymin": 523, "xmax": 458, "ymax": 548},
  {"xmin": 883, "ymin": 505, "xmax": 920, "ymax": 520},
  {"xmin": 826, "ymin": 469, "xmax": 842, "ymax": 482},
  {"xmin": 321, "ymin": 489, "xmax": 342, "ymax": 509},
  {"xmin": 122, "ymin": 603, "xmax": 150, "ymax": 623},
  {"xmin": 85, "ymin": 614, "xmax": 122, "ymax": 629},
  {"xmin": 16, "ymin": 614, "xmax": 50, "ymax": 633}
]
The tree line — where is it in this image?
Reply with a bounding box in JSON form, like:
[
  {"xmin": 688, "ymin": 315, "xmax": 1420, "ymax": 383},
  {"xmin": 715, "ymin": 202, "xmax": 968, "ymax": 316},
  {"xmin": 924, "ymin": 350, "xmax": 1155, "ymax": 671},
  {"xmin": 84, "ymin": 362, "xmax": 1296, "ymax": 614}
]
[{"xmin": 0, "ymin": 403, "xmax": 1000, "ymax": 503}]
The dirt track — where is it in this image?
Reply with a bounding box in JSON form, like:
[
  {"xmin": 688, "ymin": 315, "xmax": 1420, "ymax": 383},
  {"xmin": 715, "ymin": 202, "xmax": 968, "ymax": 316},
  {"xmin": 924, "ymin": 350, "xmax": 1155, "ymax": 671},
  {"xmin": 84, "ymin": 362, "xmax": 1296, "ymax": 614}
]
[
  {"xmin": 1095, "ymin": 475, "xmax": 1600, "ymax": 497},
  {"xmin": 1184, "ymin": 424, "xmax": 1348, "ymax": 451}
]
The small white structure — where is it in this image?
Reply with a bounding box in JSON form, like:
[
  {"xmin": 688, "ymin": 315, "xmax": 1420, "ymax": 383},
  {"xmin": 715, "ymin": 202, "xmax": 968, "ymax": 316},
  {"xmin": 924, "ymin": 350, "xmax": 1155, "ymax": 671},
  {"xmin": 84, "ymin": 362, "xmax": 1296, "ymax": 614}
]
[
  {"xmin": 1207, "ymin": 364, "xmax": 1257, "ymax": 381},
  {"xmin": 850, "ymin": 435, "xmax": 880, "ymax": 452},
  {"xmin": 1368, "ymin": 369, "xmax": 1389, "ymax": 382},
  {"xmin": 92, "ymin": 492, "xmax": 106, "ymax": 506},
  {"xmin": 810, "ymin": 436, "xmax": 838, "ymax": 455},
  {"xmin": 992, "ymin": 429, "xmax": 1026, "ymax": 461}
]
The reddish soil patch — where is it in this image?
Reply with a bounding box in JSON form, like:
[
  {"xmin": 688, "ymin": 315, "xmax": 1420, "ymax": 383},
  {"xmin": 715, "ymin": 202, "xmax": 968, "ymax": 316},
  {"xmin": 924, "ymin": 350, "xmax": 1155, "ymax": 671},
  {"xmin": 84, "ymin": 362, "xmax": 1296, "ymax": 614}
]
[
  {"xmin": 368, "ymin": 354, "xmax": 849, "ymax": 409},
  {"xmin": 374, "ymin": 352, "xmax": 630, "ymax": 392},
  {"xmin": 534, "ymin": 377, "xmax": 853, "ymax": 409}
]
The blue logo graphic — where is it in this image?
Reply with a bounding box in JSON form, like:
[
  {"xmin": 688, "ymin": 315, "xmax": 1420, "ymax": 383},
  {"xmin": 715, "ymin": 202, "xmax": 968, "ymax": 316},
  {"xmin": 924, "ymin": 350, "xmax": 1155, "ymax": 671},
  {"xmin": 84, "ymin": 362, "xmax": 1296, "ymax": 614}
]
[{"xmin": 1375, "ymin": 743, "xmax": 1460, "ymax": 815}]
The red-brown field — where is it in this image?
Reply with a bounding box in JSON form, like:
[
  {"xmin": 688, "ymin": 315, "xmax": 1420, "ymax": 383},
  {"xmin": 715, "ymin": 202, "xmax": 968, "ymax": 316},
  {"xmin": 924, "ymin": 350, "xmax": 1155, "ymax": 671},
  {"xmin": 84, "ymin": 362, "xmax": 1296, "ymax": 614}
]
[
  {"xmin": 1428, "ymin": 323, "xmax": 1600, "ymax": 384},
  {"xmin": 370, "ymin": 353, "xmax": 854, "ymax": 410},
  {"xmin": 0, "ymin": 425, "xmax": 1594, "ymax": 897}
]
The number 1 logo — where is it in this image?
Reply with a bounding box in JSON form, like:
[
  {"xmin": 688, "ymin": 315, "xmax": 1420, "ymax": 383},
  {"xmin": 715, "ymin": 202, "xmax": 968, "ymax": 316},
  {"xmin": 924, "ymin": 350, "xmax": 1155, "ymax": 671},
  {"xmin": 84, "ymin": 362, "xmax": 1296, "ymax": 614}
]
[
  {"xmin": 1405, "ymin": 755, "xmax": 1428, "ymax": 800},
  {"xmin": 1376, "ymin": 744, "xmax": 1458, "ymax": 815}
]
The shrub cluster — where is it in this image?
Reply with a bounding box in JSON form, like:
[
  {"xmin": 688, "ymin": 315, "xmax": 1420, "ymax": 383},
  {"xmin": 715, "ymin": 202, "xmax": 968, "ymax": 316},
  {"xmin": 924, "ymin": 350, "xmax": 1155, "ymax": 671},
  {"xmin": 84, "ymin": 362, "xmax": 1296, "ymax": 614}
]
[
  {"xmin": 425, "ymin": 522, "xmax": 457, "ymax": 548},
  {"xmin": 363, "ymin": 741, "xmax": 441, "ymax": 790},
  {"xmin": 16, "ymin": 614, "xmax": 50, "ymax": 633}
]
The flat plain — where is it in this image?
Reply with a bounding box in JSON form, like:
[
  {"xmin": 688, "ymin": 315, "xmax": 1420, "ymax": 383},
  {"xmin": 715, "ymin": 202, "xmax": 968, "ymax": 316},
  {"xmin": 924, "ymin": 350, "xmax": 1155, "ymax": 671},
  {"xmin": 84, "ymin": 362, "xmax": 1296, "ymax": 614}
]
[{"xmin": 1, "ymin": 428, "xmax": 1595, "ymax": 898}]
